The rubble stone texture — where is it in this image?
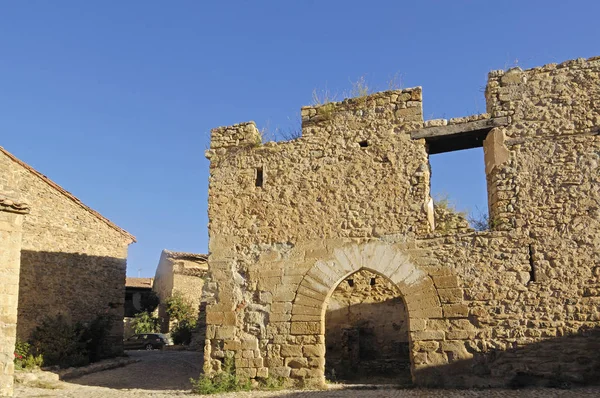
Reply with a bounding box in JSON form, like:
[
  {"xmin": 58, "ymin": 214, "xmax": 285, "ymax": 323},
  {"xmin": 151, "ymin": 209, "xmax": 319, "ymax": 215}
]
[
  {"xmin": 0, "ymin": 197, "xmax": 29, "ymax": 397},
  {"xmin": 0, "ymin": 147, "xmax": 135, "ymax": 354},
  {"xmin": 205, "ymin": 55, "xmax": 600, "ymax": 387}
]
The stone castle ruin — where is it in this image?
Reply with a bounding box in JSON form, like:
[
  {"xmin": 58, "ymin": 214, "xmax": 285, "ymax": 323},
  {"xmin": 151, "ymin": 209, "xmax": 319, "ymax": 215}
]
[{"xmin": 204, "ymin": 55, "xmax": 600, "ymax": 388}]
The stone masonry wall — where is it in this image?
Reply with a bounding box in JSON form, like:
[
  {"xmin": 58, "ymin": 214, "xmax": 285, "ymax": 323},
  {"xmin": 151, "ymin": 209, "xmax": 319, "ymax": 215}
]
[
  {"xmin": 0, "ymin": 148, "xmax": 134, "ymax": 352},
  {"xmin": 153, "ymin": 250, "xmax": 208, "ymax": 333},
  {"xmin": 0, "ymin": 197, "xmax": 29, "ymax": 397},
  {"xmin": 205, "ymin": 55, "xmax": 600, "ymax": 388}
]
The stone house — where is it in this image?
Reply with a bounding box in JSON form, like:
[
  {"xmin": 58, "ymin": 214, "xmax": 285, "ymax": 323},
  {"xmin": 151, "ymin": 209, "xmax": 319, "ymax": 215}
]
[
  {"xmin": 0, "ymin": 146, "xmax": 135, "ymax": 356},
  {"xmin": 152, "ymin": 250, "xmax": 208, "ymax": 333},
  {"xmin": 204, "ymin": 55, "xmax": 600, "ymax": 387}
]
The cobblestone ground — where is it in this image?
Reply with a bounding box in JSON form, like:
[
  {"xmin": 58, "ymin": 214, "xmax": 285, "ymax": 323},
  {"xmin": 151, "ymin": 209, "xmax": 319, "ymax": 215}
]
[{"xmin": 14, "ymin": 350, "xmax": 600, "ymax": 397}]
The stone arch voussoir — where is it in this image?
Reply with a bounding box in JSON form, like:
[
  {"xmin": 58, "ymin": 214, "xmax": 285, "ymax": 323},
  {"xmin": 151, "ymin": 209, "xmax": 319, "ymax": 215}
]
[{"xmin": 289, "ymin": 241, "xmax": 442, "ymax": 383}]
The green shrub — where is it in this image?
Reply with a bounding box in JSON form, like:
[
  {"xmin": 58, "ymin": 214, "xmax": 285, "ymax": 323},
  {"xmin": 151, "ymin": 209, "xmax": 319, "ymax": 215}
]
[
  {"xmin": 30, "ymin": 315, "xmax": 89, "ymax": 368},
  {"xmin": 257, "ymin": 376, "xmax": 287, "ymax": 391},
  {"xmin": 131, "ymin": 311, "xmax": 160, "ymax": 334},
  {"xmin": 190, "ymin": 357, "xmax": 251, "ymax": 395},
  {"xmin": 171, "ymin": 319, "xmax": 197, "ymax": 345},
  {"xmin": 29, "ymin": 313, "xmax": 115, "ymax": 368},
  {"xmin": 81, "ymin": 313, "xmax": 113, "ymax": 362},
  {"xmin": 165, "ymin": 291, "xmax": 198, "ymax": 345},
  {"xmin": 14, "ymin": 340, "xmax": 43, "ymax": 370},
  {"xmin": 165, "ymin": 291, "xmax": 196, "ymax": 324}
]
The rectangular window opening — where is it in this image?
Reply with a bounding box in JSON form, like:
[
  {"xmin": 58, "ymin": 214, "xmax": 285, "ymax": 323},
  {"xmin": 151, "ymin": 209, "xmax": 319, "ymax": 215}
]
[
  {"xmin": 359, "ymin": 140, "xmax": 369, "ymax": 148},
  {"xmin": 429, "ymin": 147, "xmax": 489, "ymax": 232},
  {"xmin": 255, "ymin": 167, "xmax": 264, "ymax": 187}
]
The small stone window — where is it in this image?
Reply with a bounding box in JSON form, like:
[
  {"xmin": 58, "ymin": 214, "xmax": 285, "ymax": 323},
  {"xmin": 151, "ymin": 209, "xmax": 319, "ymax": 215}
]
[
  {"xmin": 255, "ymin": 167, "xmax": 264, "ymax": 187},
  {"xmin": 359, "ymin": 140, "xmax": 369, "ymax": 148},
  {"xmin": 347, "ymin": 279, "xmax": 354, "ymax": 287},
  {"xmin": 528, "ymin": 244, "xmax": 536, "ymax": 283},
  {"xmin": 370, "ymin": 277, "xmax": 376, "ymax": 286}
]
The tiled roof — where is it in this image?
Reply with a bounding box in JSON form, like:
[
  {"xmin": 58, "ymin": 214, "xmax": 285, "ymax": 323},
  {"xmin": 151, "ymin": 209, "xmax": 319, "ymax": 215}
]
[
  {"xmin": 0, "ymin": 146, "xmax": 135, "ymax": 242},
  {"xmin": 125, "ymin": 277, "xmax": 153, "ymax": 288}
]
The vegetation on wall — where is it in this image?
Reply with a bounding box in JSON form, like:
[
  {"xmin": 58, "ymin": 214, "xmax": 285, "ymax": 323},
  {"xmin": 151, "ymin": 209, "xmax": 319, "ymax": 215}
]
[{"xmin": 190, "ymin": 357, "xmax": 286, "ymax": 395}]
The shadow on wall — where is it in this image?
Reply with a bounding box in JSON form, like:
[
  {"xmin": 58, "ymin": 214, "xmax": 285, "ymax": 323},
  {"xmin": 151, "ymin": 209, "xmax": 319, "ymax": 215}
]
[
  {"xmin": 325, "ymin": 299, "xmax": 411, "ymax": 384},
  {"xmin": 413, "ymin": 326, "xmax": 600, "ymax": 389},
  {"xmin": 18, "ymin": 250, "xmax": 126, "ymax": 352}
]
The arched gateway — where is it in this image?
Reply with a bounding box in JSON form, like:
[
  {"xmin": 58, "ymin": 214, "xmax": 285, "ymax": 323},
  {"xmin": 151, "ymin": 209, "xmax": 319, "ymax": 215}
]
[{"xmin": 289, "ymin": 241, "xmax": 442, "ymax": 385}]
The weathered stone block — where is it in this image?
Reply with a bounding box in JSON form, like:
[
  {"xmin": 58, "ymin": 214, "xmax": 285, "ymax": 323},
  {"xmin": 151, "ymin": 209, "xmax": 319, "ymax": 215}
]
[
  {"xmin": 432, "ymin": 275, "xmax": 459, "ymax": 289},
  {"xmin": 286, "ymin": 357, "xmax": 308, "ymax": 369},
  {"xmin": 270, "ymin": 366, "xmax": 292, "ymax": 378},
  {"xmin": 443, "ymin": 304, "xmax": 469, "ymax": 318},
  {"xmin": 290, "ymin": 321, "xmax": 320, "ymax": 335},
  {"xmin": 215, "ymin": 326, "xmax": 235, "ymax": 339},
  {"xmin": 236, "ymin": 367, "xmax": 257, "ymax": 379},
  {"xmin": 411, "ymin": 330, "xmax": 445, "ymax": 341},
  {"xmin": 280, "ymin": 344, "xmax": 303, "ymax": 358},
  {"xmin": 290, "ymin": 368, "xmax": 308, "ymax": 379},
  {"xmin": 414, "ymin": 341, "xmax": 439, "ymax": 352},
  {"xmin": 302, "ymin": 344, "xmax": 324, "ymax": 357},
  {"xmin": 256, "ymin": 367, "xmax": 269, "ymax": 378},
  {"xmin": 437, "ymin": 288, "xmax": 463, "ymax": 303}
]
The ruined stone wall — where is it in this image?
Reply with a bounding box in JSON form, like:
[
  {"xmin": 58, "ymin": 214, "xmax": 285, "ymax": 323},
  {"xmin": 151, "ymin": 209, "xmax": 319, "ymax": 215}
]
[
  {"xmin": 153, "ymin": 250, "xmax": 208, "ymax": 333},
  {"xmin": 205, "ymin": 89, "xmax": 433, "ymax": 384},
  {"xmin": 205, "ymin": 55, "xmax": 600, "ymax": 388},
  {"xmin": 0, "ymin": 198, "xmax": 28, "ymax": 397},
  {"xmin": 0, "ymin": 149, "xmax": 134, "ymax": 352}
]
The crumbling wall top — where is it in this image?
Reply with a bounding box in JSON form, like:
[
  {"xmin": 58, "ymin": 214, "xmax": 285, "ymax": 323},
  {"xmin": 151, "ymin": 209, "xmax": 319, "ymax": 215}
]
[
  {"xmin": 210, "ymin": 121, "xmax": 261, "ymax": 150},
  {"xmin": 300, "ymin": 87, "xmax": 422, "ymax": 126}
]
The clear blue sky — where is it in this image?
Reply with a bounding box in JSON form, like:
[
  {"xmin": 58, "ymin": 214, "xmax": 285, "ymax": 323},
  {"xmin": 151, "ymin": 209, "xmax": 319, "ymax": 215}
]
[{"xmin": 2, "ymin": 1, "xmax": 598, "ymax": 277}]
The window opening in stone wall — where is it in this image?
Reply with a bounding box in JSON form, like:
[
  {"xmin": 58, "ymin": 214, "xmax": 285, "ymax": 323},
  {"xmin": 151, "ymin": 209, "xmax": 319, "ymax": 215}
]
[
  {"xmin": 359, "ymin": 140, "xmax": 369, "ymax": 148},
  {"xmin": 255, "ymin": 167, "xmax": 264, "ymax": 187},
  {"xmin": 528, "ymin": 244, "xmax": 536, "ymax": 283},
  {"xmin": 429, "ymin": 147, "xmax": 489, "ymax": 232},
  {"xmin": 325, "ymin": 269, "xmax": 411, "ymax": 385}
]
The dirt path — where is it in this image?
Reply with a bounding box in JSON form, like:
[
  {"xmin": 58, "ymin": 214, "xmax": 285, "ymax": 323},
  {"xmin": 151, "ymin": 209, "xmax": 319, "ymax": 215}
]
[{"xmin": 13, "ymin": 350, "xmax": 600, "ymax": 397}]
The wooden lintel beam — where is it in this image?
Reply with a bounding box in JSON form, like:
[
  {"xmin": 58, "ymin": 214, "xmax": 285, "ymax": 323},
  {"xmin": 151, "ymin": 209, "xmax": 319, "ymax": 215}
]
[{"xmin": 411, "ymin": 117, "xmax": 509, "ymax": 141}]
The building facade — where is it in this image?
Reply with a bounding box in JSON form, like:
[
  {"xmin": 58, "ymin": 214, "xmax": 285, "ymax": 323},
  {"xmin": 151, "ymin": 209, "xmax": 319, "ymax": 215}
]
[
  {"xmin": 0, "ymin": 147, "xmax": 135, "ymax": 354},
  {"xmin": 204, "ymin": 56, "xmax": 600, "ymax": 387}
]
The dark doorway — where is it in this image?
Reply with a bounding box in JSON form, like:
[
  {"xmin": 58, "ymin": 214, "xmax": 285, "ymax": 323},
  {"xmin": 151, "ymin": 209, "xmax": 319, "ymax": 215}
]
[{"xmin": 324, "ymin": 269, "xmax": 411, "ymax": 385}]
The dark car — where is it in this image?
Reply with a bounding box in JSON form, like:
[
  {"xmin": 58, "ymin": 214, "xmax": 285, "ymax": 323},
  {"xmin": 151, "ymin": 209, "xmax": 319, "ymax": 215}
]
[{"xmin": 124, "ymin": 333, "xmax": 170, "ymax": 350}]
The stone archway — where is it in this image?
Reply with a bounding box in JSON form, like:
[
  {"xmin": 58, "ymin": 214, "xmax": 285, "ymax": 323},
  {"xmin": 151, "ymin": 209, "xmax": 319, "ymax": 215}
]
[
  {"xmin": 290, "ymin": 241, "xmax": 441, "ymax": 385},
  {"xmin": 325, "ymin": 268, "xmax": 411, "ymax": 383}
]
